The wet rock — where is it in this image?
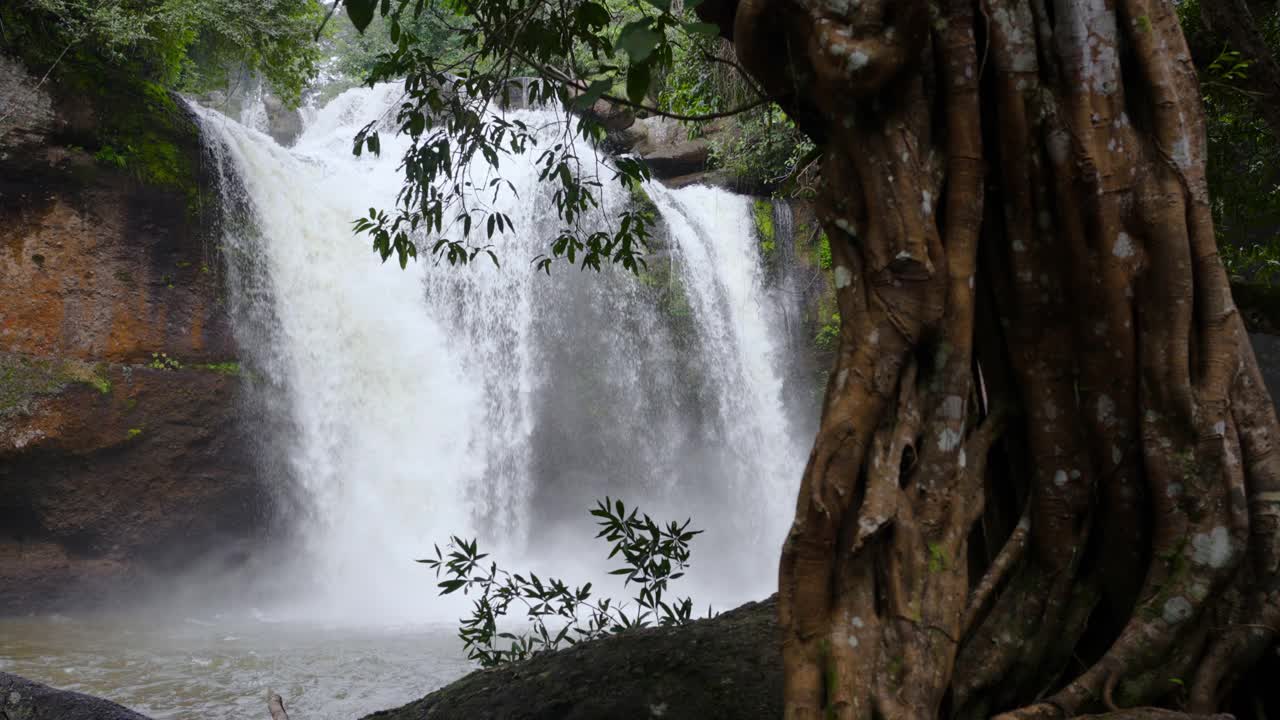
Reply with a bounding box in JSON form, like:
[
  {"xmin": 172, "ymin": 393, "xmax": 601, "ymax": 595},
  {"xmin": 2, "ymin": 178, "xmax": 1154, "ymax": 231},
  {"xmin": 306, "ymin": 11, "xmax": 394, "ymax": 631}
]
[
  {"xmin": 262, "ymin": 92, "xmax": 303, "ymax": 146},
  {"xmin": 0, "ymin": 673, "xmax": 152, "ymax": 720},
  {"xmin": 362, "ymin": 596, "xmax": 782, "ymax": 720},
  {"xmin": 0, "ymin": 52, "xmax": 263, "ymax": 613},
  {"xmin": 584, "ymin": 98, "xmax": 636, "ymax": 132},
  {"xmin": 640, "ymin": 138, "xmax": 712, "ymax": 179}
]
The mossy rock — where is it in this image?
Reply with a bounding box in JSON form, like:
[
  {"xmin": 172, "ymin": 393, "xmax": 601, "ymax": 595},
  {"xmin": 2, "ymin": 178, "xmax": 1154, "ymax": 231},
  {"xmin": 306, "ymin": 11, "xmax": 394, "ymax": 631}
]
[
  {"xmin": 65, "ymin": 65, "xmax": 202, "ymax": 203},
  {"xmin": 0, "ymin": 354, "xmax": 111, "ymax": 419},
  {"xmin": 754, "ymin": 198, "xmax": 775, "ymax": 257},
  {"xmin": 0, "ymin": 47, "xmax": 206, "ymax": 211}
]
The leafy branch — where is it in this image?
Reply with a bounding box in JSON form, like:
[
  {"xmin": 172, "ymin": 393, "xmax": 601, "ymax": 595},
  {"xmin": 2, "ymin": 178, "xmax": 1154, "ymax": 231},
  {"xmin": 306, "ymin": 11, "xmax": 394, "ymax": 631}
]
[{"xmin": 419, "ymin": 497, "xmax": 705, "ymax": 668}]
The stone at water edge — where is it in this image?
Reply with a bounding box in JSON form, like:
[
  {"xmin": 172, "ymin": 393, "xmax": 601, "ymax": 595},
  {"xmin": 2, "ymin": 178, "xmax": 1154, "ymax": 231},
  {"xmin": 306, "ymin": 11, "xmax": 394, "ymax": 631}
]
[
  {"xmin": 0, "ymin": 672, "xmax": 152, "ymax": 720},
  {"xmin": 361, "ymin": 596, "xmax": 781, "ymax": 720}
]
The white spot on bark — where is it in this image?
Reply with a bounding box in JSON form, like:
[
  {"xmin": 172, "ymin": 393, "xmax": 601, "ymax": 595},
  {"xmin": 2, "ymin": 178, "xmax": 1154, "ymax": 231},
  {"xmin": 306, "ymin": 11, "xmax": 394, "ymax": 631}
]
[
  {"xmin": 848, "ymin": 50, "xmax": 870, "ymax": 71},
  {"xmin": 1012, "ymin": 238, "xmax": 1027, "ymax": 252},
  {"xmin": 937, "ymin": 428, "xmax": 961, "ymax": 452},
  {"xmin": 869, "ymin": 329, "xmax": 879, "ymax": 344},
  {"xmin": 837, "ymin": 368, "xmax": 849, "ymax": 390},
  {"xmin": 1213, "ymin": 420, "xmax": 1225, "ymax": 436},
  {"xmin": 1162, "ymin": 596, "xmax": 1193, "ymax": 624},
  {"xmin": 1070, "ymin": 469, "xmax": 1081, "ymax": 479},
  {"xmin": 650, "ymin": 703, "xmax": 669, "ymax": 717},
  {"xmin": 847, "ymin": 634, "xmax": 859, "ymax": 648},
  {"xmin": 959, "ymin": 448, "xmax": 967, "ymax": 468},
  {"xmin": 1192, "ymin": 527, "xmax": 1233, "ymax": 569},
  {"xmin": 1097, "ymin": 394, "xmax": 1115, "ymax": 427},
  {"xmin": 941, "ymin": 395, "xmax": 964, "ymax": 420},
  {"xmin": 922, "ymin": 190, "xmax": 933, "ymax": 215},
  {"xmin": 1112, "ymin": 445, "xmax": 1123, "ymax": 464},
  {"xmin": 835, "ymin": 266, "xmax": 853, "ymax": 289},
  {"xmin": 1054, "ymin": 469, "xmax": 1068, "ymax": 487},
  {"xmin": 1113, "ymin": 232, "xmax": 1135, "ymax": 258},
  {"xmin": 1058, "ymin": 0, "xmax": 1120, "ymax": 94},
  {"xmin": 1170, "ymin": 135, "xmax": 1192, "ymax": 169},
  {"xmin": 852, "ymin": 616, "xmax": 864, "ymax": 628}
]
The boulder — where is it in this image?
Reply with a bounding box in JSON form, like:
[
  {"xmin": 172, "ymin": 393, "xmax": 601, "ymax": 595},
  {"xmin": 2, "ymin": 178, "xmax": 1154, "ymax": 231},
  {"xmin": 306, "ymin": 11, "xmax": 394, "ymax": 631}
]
[
  {"xmin": 639, "ymin": 138, "xmax": 712, "ymax": 179},
  {"xmin": 362, "ymin": 596, "xmax": 782, "ymax": 720},
  {"xmin": 0, "ymin": 673, "xmax": 152, "ymax": 720}
]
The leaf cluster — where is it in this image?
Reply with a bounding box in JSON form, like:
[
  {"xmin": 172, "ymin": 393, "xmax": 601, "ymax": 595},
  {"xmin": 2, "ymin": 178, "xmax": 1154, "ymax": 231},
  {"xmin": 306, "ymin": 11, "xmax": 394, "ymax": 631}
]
[
  {"xmin": 338, "ymin": 0, "xmax": 726, "ymax": 273},
  {"xmin": 419, "ymin": 497, "xmax": 704, "ymax": 668},
  {"xmin": 3, "ymin": 0, "xmax": 325, "ymax": 106}
]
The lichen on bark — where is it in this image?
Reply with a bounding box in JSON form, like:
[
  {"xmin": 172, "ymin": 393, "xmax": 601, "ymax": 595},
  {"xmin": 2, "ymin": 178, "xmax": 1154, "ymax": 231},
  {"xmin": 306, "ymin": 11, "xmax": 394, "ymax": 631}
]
[{"xmin": 695, "ymin": 0, "xmax": 1280, "ymax": 717}]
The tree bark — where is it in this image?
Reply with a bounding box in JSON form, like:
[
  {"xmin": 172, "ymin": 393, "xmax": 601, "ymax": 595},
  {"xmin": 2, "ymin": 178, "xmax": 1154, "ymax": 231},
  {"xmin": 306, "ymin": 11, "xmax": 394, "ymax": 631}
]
[{"xmin": 698, "ymin": 0, "xmax": 1280, "ymax": 717}]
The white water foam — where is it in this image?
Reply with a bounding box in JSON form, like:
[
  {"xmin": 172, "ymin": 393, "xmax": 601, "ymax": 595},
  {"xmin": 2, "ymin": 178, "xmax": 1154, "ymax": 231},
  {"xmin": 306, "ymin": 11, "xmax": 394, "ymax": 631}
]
[{"xmin": 197, "ymin": 83, "xmax": 808, "ymax": 622}]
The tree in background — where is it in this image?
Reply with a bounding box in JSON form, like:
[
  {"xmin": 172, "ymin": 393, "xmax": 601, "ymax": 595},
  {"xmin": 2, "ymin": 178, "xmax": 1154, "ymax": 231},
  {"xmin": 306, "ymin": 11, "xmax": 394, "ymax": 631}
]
[
  {"xmin": 334, "ymin": 0, "xmax": 1280, "ymax": 716},
  {"xmin": 0, "ymin": 0, "xmax": 325, "ymax": 105}
]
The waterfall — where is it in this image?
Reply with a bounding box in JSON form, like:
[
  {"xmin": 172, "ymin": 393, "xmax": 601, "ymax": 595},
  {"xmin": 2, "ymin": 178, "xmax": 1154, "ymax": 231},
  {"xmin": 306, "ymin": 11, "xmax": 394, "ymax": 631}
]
[{"xmin": 196, "ymin": 83, "xmax": 809, "ymax": 621}]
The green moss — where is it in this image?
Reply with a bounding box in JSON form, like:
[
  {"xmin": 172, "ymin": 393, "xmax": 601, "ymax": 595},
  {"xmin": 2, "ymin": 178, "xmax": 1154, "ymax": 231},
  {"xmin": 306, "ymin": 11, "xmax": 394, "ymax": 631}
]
[
  {"xmin": 928, "ymin": 542, "xmax": 948, "ymax": 573},
  {"xmin": 753, "ymin": 199, "xmax": 775, "ymax": 256},
  {"xmin": 42, "ymin": 51, "xmax": 204, "ymax": 207},
  {"xmin": 816, "ymin": 231, "xmax": 833, "ymax": 270},
  {"xmin": 148, "ymin": 352, "xmax": 183, "ymax": 371},
  {"xmin": 814, "ymin": 312, "xmax": 840, "ymax": 352},
  {"xmin": 196, "ymin": 361, "xmax": 241, "ymax": 376},
  {"xmin": 0, "ymin": 356, "xmax": 112, "ymax": 417},
  {"xmin": 127, "ymin": 427, "xmax": 143, "ymax": 439},
  {"xmin": 628, "ymin": 181, "xmax": 658, "ymax": 225}
]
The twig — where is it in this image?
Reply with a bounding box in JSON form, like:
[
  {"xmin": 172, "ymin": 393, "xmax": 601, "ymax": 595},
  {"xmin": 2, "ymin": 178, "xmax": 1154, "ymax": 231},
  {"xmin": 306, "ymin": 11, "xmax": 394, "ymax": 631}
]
[
  {"xmin": 268, "ymin": 691, "xmax": 290, "ymax": 720},
  {"xmin": 314, "ymin": 1, "xmax": 340, "ymax": 41},
  {"xmin": 502, "ymin": 44, "xmax": 775, "ymax": 122}
]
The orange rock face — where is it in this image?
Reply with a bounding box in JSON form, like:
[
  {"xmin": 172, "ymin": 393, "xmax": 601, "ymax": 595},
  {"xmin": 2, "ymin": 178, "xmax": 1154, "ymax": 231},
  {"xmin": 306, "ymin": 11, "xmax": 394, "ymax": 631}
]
[{"xmin": 0, "ymin": 55, "xmax": 266, "ymax": 612}]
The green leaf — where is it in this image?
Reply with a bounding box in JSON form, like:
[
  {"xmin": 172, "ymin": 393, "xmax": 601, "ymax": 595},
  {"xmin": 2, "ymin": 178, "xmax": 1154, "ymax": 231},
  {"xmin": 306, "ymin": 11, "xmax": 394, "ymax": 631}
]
[
  {"xmin": 617, "ymin": 21, "xmax": 660, "ymax": 63},
  {"xmin": 344, "ymin": 0, "xmax": 377, "ymax": 32},
  {"xmin": 626, "ymin": 63, "xmax": 651, "ymax": 106},
  {"xmin": 576, "ymin": 2, "xmax": 610, "ymax": 28}
]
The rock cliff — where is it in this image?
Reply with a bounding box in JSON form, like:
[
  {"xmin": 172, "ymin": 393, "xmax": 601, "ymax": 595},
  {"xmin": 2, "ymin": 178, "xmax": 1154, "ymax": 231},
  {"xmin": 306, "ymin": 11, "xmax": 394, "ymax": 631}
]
[{"xmin": 0, "ymin": 53, "xmax": 265, "ymax": 613}]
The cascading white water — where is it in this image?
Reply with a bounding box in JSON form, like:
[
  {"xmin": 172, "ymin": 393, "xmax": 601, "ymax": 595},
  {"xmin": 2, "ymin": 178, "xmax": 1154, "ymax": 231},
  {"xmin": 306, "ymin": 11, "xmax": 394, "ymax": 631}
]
[{"xmin": 197, "ymin": 83, "xmax": 809, "ymax": 621}]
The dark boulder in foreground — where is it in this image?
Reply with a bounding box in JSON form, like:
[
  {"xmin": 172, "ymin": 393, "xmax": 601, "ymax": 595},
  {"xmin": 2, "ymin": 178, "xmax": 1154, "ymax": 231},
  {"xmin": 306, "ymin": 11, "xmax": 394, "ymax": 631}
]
[
  {"xmin": 362, "ymin": 596, "xmax": 781, "ymax": 720},
  {"xmin": 0, "ymin": 672, "xmax": 150, "ymax": 720}
]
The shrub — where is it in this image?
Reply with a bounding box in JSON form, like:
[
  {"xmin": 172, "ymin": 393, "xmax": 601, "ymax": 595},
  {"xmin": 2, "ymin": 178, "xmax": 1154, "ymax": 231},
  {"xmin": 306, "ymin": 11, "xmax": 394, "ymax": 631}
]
[{"xmin": 422, "ymin": 497, "xmax": 703, "ymax": 668}]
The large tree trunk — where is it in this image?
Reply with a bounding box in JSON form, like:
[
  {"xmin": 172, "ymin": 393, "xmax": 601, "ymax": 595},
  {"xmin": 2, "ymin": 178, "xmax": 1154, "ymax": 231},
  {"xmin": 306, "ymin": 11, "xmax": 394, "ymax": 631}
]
[{"xmin": 697, "ymin": 0, "xmax": 1280, "ymax": 717}]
